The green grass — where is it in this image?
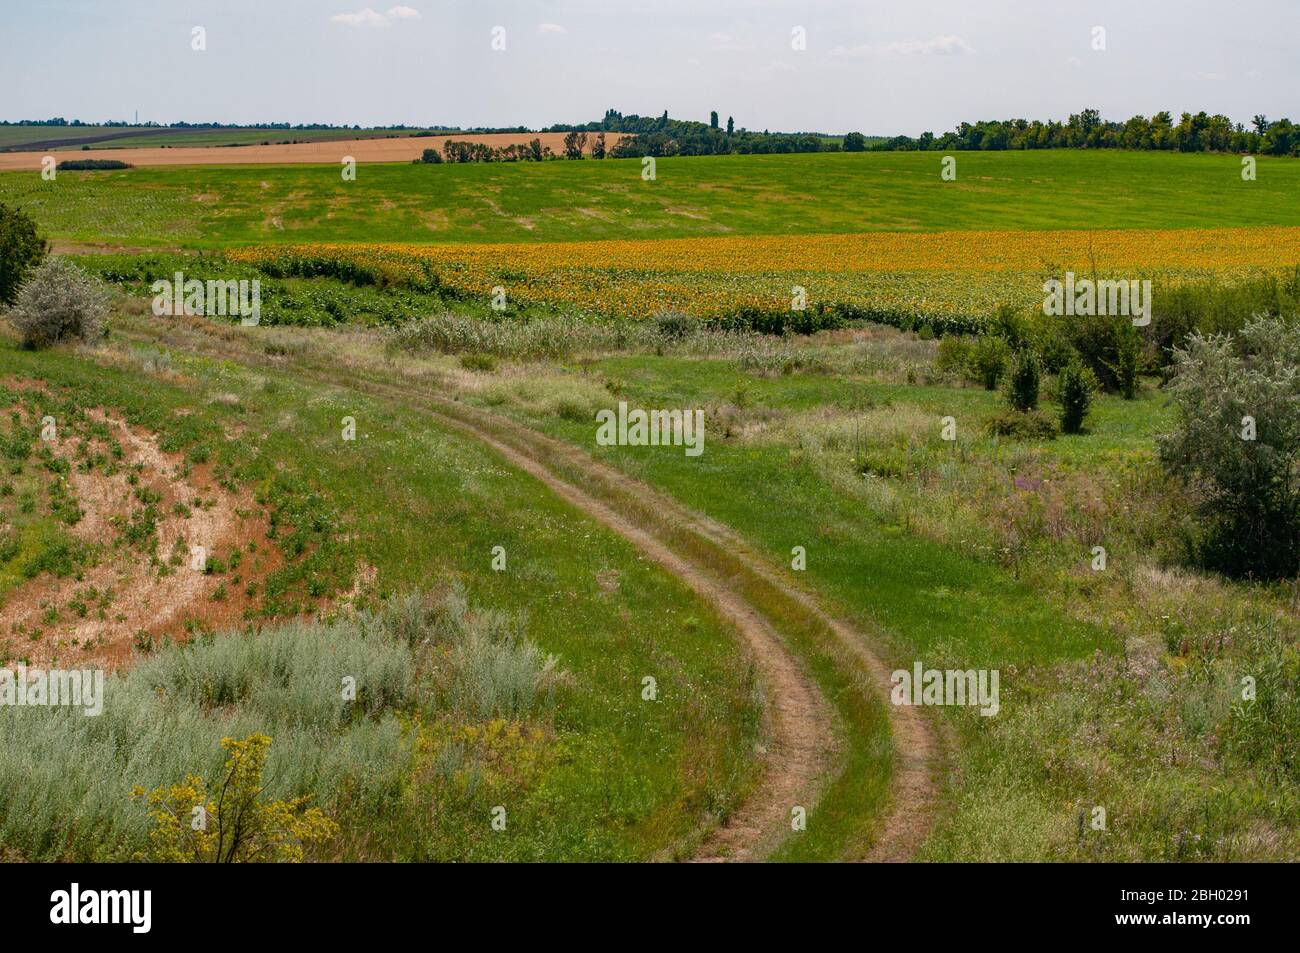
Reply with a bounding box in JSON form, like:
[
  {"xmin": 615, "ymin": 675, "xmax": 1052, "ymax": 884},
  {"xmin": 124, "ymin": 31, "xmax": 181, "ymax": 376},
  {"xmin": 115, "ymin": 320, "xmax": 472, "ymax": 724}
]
[
  {"xmin": 4, "ymin": 150, "xmax": 1300, "ymax": 248},
  {"xmin": 429, "ymin": 330, "xmax": 1296, "ymax": 861},
  {"xmin": 491, "ymin": 354, "xmax": 1110, "ymax": 669},
  {"xmin": 0, "ymin": 337, "xmax": 763, "ymax": 861}
]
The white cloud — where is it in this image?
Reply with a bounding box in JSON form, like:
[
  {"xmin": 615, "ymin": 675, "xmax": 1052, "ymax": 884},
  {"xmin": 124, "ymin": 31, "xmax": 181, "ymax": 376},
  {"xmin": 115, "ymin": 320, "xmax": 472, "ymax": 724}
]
[
  {"xmin": 538, "ymin": 23, "xmax": 568, "ymax": 35},
  {"xmin": 709, "ymin": 32, "xmax": 751, "ymax": 52},
  {"xmin": 831, "ymin": 34, "xmax": 973, "ymax": 58},
  {"xmin": 330, "ymin": 6, "xmax": 420, "ymax": 27}
]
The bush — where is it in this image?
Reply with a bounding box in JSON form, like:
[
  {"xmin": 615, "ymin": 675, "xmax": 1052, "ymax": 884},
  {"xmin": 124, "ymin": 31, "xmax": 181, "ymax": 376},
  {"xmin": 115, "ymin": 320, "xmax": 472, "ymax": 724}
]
[
  {"xmin": 935, "ymin": 335, "xmax": 974, "ymax": 379},
  {"xmin": 459, "ymin": 352, "xmax": 498, "ymax": 372},
  {"xmin": 654, "ymin": 309, "xmax": 699, "ymax": 341},
  {"xmin": 1058, "ymin": 360, "xmax": 1098, "ymax": 434},
  {"xmin": 1158, "ymin": 317, "xmax": 1300, "ymax": 578},
  {"xmin": 0, "ymin": 203, "xmax": 47, "ymax": 306},
  {"xmin": 968, "ymin": 335, "xmax": 1011, "ymax": 389},
  {"xmin": 990, "ymin": 303, "xmax": 1030, "ymax": 350},
  {"xmin": 415, "ymin": 148, "xmax": 443, "ymax": 164},
  {"xmin": 7, "ymin": 258, "xmax": 109, "ymax": 349},
  {"xmin": 1006, "ymin": 349, "xmax": 1041, "ymax": 411},
  {"xmin": 1106, "ymin": 320, "xmax": 1143, "ymax": 399},
  {"xmin": 133, "ymin": 733, "xmax": 338, "ymax": 862},
  {"xmin": 1068, "ymin": 313, "xmax": 1145, "ymax": 397},
  {"xmin": 987, "ymin": 409, "xmax": 1057, "ymax": 440},
  {"xmin": 1028, "ymin": 317, "xmax": 1078, "ymax": 373},
  {"xmin": 56, "ymin": 159, "xmax": 132, "ymax": 171}
]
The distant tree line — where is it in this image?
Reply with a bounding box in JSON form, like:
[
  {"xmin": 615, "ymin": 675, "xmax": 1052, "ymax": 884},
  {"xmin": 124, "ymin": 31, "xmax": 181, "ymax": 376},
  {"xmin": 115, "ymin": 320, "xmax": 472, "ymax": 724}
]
[
  {"xmin": 872, "ymin": 109, "xmax": 1300, "ymax": 156},
  {"xmin": 550, "ymin": 110, "xmax": 840, "ymax": 157},
  {"xmin": 420, "ymin": 139, "xmax": 557, "ymax": 163}
]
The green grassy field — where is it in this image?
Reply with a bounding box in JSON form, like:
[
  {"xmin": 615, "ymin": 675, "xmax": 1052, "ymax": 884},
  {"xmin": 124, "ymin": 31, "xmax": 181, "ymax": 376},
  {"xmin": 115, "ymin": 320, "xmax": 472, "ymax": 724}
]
[
  {"xmin": 1, "ymin": 145, "xmax": 1297, "ymax": 862},
  {"xmin": 3, "ymin": 150, "xmax": 1299, "ymax": 248}
]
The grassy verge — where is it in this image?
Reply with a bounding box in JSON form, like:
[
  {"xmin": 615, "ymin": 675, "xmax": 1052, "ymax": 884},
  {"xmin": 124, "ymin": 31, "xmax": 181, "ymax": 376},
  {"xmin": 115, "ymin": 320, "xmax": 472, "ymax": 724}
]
[{"xmin": 0, "ymin": 334, "xmax": 763, "ymax": 861}]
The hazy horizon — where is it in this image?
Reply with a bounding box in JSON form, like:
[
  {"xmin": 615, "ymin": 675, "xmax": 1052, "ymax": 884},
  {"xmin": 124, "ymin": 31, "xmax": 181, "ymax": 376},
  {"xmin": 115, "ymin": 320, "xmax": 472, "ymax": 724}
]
[{"xmin": 3, "ymin": 0, "xmax": 1297, "ymax": 136}]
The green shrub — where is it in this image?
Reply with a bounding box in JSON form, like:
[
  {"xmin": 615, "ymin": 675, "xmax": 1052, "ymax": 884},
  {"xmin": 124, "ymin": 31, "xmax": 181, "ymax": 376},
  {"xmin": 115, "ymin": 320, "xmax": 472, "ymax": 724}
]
[
  {"xmin": 935, "ymin": 336, "xmax": 973, "ymax": 379},
  {"xmin": 56, "ymin": 159, "xmax": 132, "ymax": 171},
  {"xmin": 459, "ymin": 352, "xmax": 498, "ymax": 373},
  {"xmin": 0, "ymin": 203, "xmax": 47, "ymax": 306},
  {"xmin": 1158, "ymin": 317, "xmax": 1300, "ymax": 578},
  {"xmin": 1006, "ymin": 349, "xmax": 1041, "ymax": 411},
  {"xmin": 7, "ymin": 258, "xmax": 109, "ymax": 349},
  {"xmin": 1028, "ymin": 317, "xmax": 1078, "ymax": 373},
  {"xmin": 968, "ymin": 335, "xmax": 1011, "ymax": 390},
  {"xmin": 1067, "ymin": 313, "xmax": 1146, "ymax": 396},
  {"xmin": 1057, "ymin": 360, "xmax": 1098, "ymax": 434},
  {"xmin": 987, "ymin": 409, "xmax": 1057, "ymax": 440},
  {"xmin": 990, "ymin": 303, "xmax": 1030, "ymax": 350},
  {"xmin": 654, "ymin": 309, "xmax": 699, "ymax": 341}
]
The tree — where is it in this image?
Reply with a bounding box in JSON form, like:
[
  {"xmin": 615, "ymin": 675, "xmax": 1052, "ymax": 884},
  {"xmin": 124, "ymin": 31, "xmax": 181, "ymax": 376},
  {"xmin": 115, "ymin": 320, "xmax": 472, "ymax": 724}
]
[
  {"xmin": 1158, "ymin": 318, "xmax": 1300, "ymax": 578},
  {"xmin": 842, "ymin": 131, "xmax": 867, "ymax": 152},
  {"xmin": 590, "ymin": 131, "xmax": 607, "ymax": 159},
  {"xmin": 1252, "ymin": 114, "xmax": 1270, "ymax": 135},
  {"xmin": 8, "ymin": 257, "xmax": 108, "ymax": 349},
  {"xmin": 133, "ymin": 733, "xmax": 339, "ymax": 862},
  {"xmin": 1058, "ymin": 360, "xmax": 1098, "ymax": 434},
  {"xmin": 726, "ymin": 116, "xmax": 734, "ymax": 135},
  {"xmin": 710, "ymin": 111, "xmax": 719, "ymax": 129},
  {"xmin": 563, "ymin": 130, "xmax": 588, "ymax": 159},
  {"xmin": 0, "ymin": 203, "xmax": 47, "ymax": 306},
  {"xmin": 1006, "ymin": 349, "xmax": 1041, "ymax": 411}
]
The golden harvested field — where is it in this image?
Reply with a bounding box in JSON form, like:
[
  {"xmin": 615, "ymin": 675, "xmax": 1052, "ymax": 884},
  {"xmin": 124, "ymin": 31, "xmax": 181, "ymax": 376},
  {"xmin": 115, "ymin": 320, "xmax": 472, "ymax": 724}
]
[{"xmin": 0, "ymin": 131, "xmax": 623, "ymax": 171}]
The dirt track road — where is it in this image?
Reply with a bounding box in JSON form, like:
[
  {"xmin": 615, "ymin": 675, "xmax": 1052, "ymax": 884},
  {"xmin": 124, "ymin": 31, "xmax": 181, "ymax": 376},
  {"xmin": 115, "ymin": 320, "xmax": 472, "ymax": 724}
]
[
  {"xmin": 302, "ymin": 357, "xmax": 944, "ymax": 862},
  {"xmin": 121, "ymin": 317, "xmax": 943, "ymax": 862}
]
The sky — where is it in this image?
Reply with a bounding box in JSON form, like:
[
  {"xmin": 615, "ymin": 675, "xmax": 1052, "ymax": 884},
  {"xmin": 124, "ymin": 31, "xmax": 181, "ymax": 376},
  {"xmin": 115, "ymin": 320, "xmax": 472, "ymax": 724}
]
[{"xmin": 2, "ymin": 0, "xmax": 1296, "ymax": 135}]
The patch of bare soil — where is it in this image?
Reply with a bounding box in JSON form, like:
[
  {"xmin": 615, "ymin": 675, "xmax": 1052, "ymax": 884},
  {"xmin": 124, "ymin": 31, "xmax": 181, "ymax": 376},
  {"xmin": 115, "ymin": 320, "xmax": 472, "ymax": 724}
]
[
  {"xmin": 0, "ymin": 406, "xmax": 277, "ymax": 670},
  {"xmin": 0, "ymin": 133, "xmax": 626, "ymax": 171}
]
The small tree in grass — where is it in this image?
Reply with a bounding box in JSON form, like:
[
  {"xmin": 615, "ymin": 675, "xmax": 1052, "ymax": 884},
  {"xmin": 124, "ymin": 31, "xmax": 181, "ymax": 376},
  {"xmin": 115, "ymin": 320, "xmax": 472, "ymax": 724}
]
[
  {"xmin": 1158, "ymin": 317, "xmax": 1300, "ymax": 579},
  {"xmin": 133, "ymin": 733, "xmax": 338, "ymax": 862},
  {"xmin": 1006, "ymin": 348, "xmax": 1041, "ymax": 411},
  {"xmin": 1058, "ymin": 359, "xmax": 1098, "ymax": 434},
  {"xmin": 0, "ymin": 203, "xmax": 47, "ymax": 306},
  {"xmin": 968, "ymin": 335, "xmax": 1011, "ymax": 390}
]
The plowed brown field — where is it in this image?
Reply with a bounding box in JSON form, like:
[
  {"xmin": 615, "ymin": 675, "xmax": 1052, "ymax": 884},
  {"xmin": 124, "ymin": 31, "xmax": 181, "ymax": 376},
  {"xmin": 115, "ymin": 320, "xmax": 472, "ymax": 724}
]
[{"xmin": 0, "ymin": 131, "xmax": 623, "ymax": 171}]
